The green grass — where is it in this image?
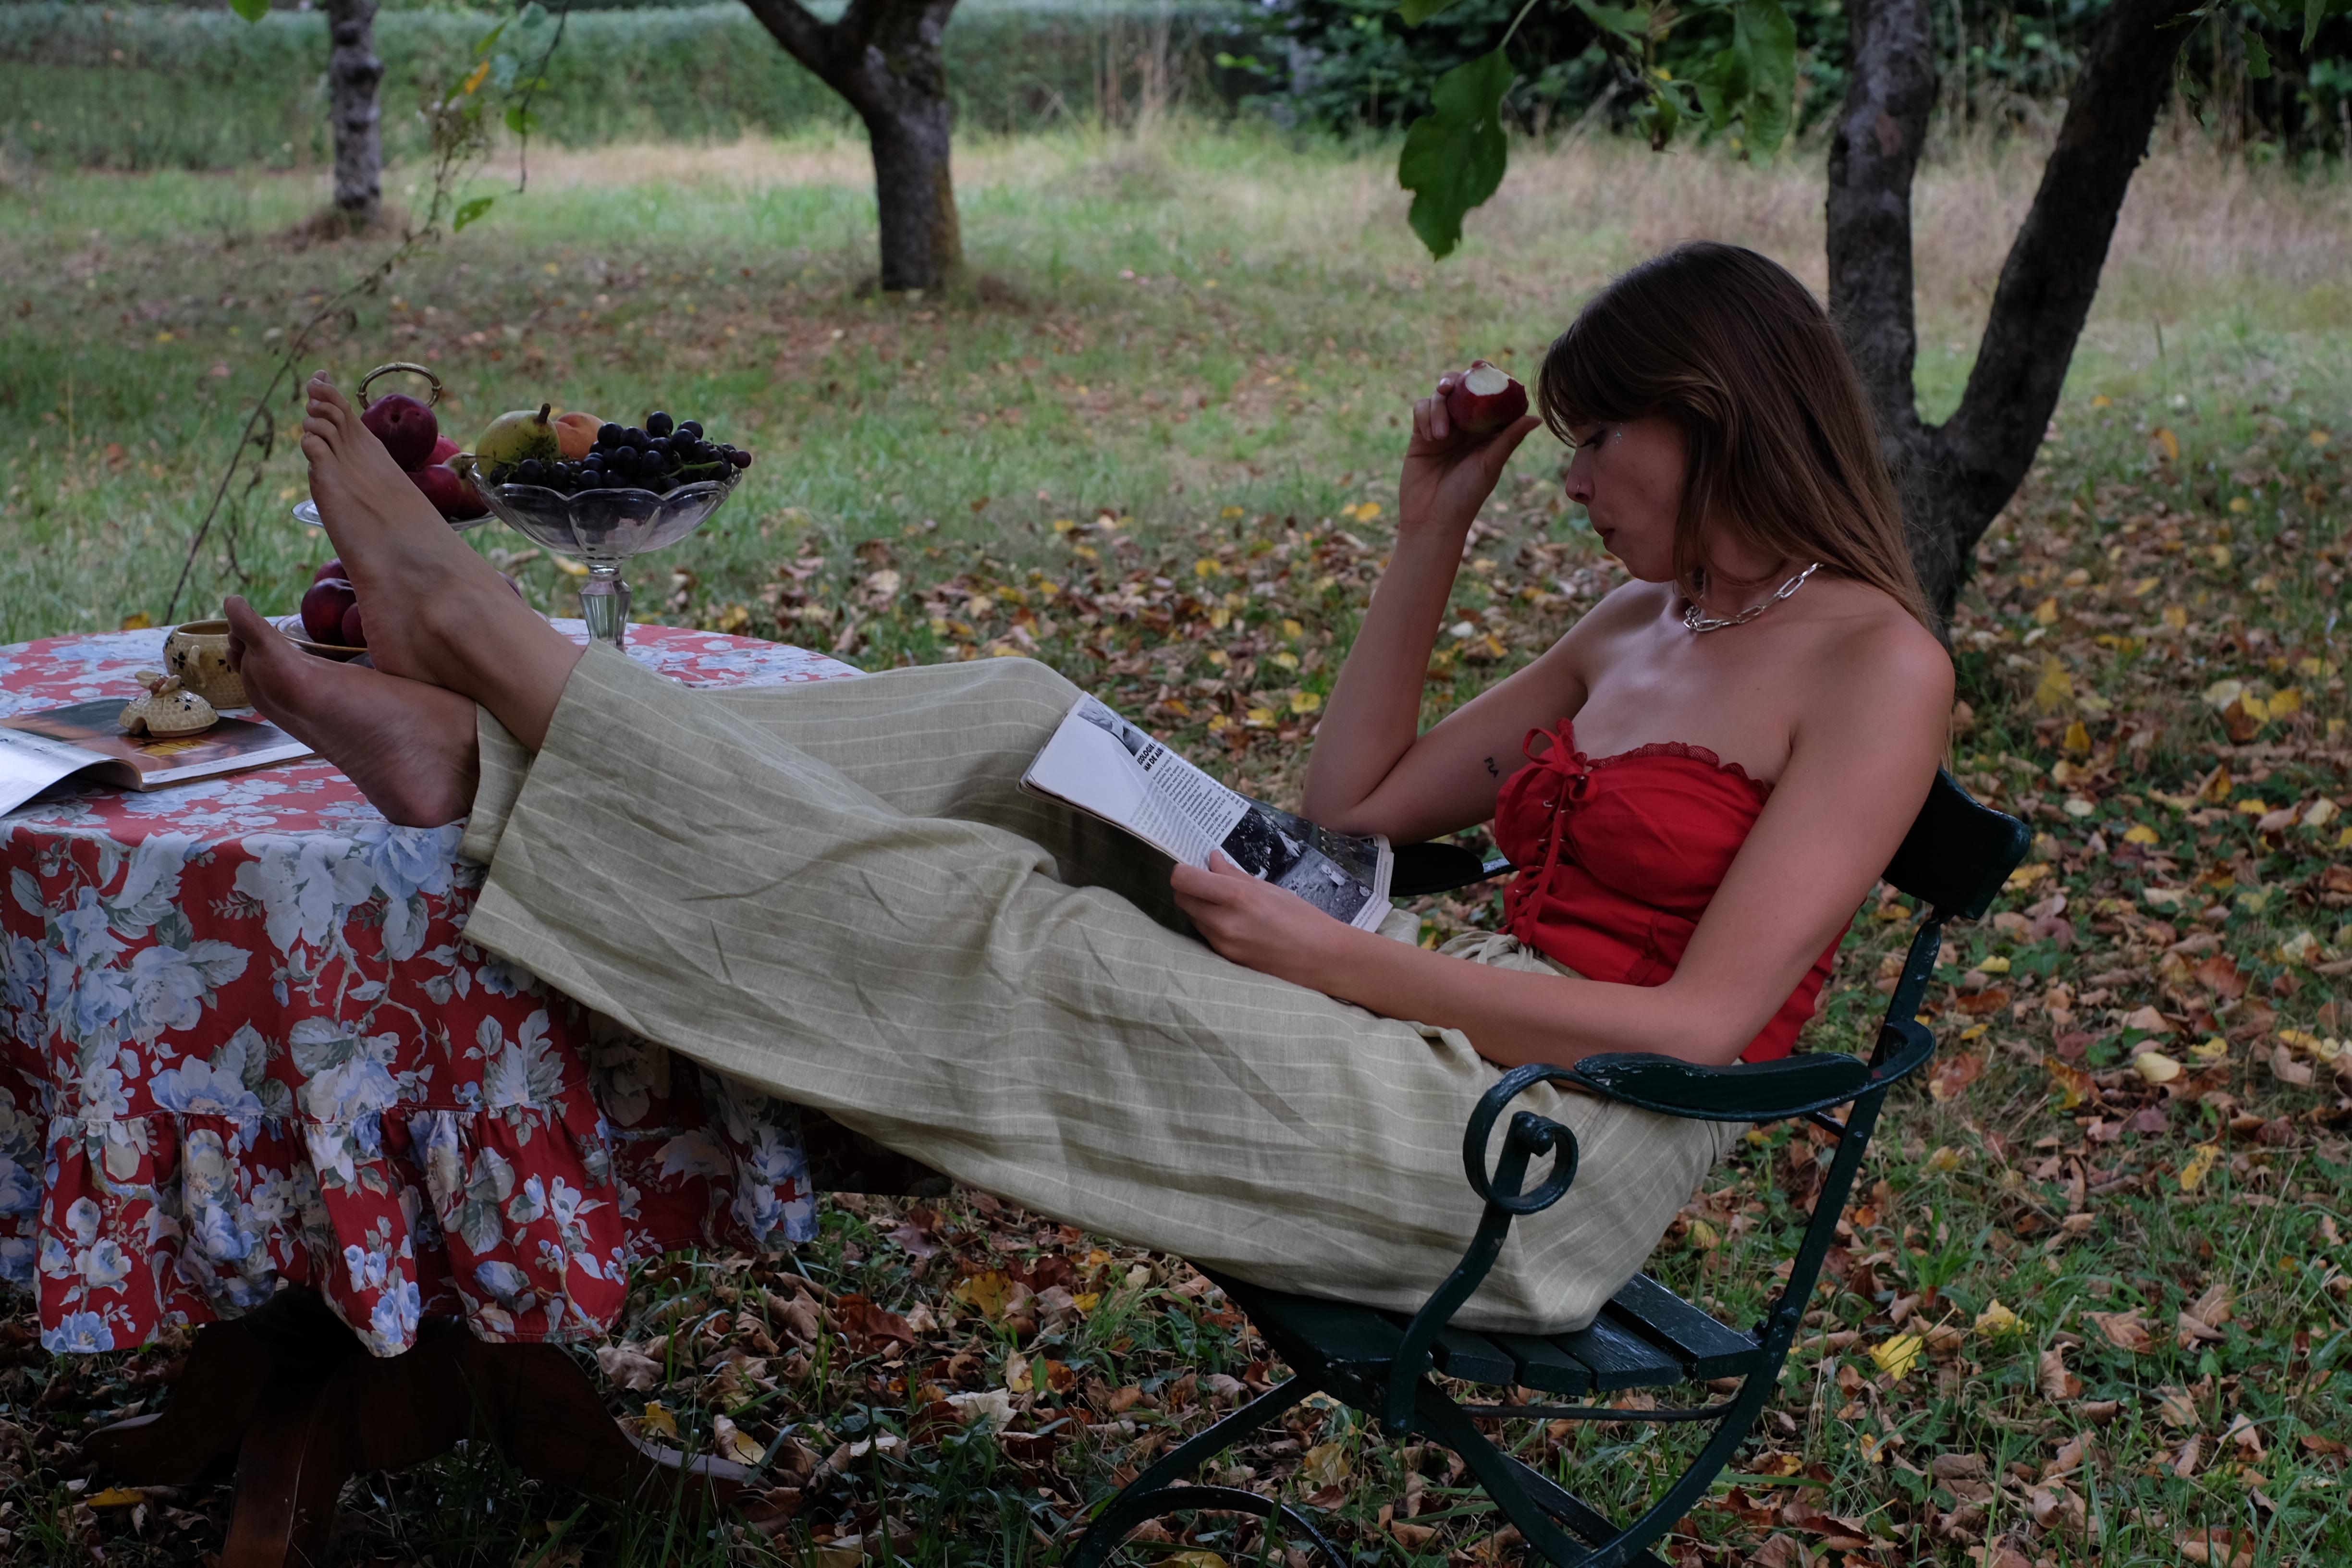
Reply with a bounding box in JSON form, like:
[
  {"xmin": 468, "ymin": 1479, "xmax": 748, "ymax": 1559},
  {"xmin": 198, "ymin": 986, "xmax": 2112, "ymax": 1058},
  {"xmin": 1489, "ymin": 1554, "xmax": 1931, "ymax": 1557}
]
[{"xmin": 1, "ymin": 122, "xmax": 2350, "ymax": 1565}]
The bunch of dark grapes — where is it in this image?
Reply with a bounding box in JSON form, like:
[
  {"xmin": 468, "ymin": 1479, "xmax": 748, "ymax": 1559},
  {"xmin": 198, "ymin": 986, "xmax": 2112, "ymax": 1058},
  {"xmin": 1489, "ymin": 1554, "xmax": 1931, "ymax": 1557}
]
[{"xmin": 495, "ymin": 412, "xmax": 754, "ymax": 495}]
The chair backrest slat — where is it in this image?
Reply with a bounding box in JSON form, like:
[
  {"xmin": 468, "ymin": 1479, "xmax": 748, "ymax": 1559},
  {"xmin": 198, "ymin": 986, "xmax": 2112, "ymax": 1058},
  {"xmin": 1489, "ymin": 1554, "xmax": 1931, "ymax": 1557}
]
[{"xmin": 1882, "ymin": 770, "xmax": 2032, "ymax": 919}]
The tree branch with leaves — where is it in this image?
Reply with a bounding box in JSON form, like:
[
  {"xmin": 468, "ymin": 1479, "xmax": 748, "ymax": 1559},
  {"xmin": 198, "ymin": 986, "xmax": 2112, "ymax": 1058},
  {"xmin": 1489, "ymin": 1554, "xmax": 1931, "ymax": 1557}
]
[{"xmin": 1386, "ymin": 0, "xmax": 2347, "ymax": 626}]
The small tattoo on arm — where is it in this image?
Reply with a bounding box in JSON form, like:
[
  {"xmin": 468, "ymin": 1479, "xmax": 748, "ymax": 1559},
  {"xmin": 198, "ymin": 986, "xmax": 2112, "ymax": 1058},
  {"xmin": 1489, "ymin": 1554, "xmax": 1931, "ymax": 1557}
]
[{"xmin": 1483, "ymin": 756, "xmax": 1500, "ymax": 778}]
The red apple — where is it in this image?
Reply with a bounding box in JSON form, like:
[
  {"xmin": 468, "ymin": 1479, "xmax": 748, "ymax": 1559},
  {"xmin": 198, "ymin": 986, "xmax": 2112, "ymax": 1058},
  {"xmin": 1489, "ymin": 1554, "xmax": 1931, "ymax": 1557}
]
[
  {"xmin": 1446, "ymin": 360, "xmax": 1528, "ymax": 437},
  {"xmin": 302, "ymin": 577, "xmax": 358, "ymax": 644},
  {"xmin": 314, "ymin": 557, "xmax": 346, "ymax": 583},
  {"xmin": 363, "ymin": 393, "xmax": 439, "ymax": 470},
  {"xmin": 340, "ymin": 600, "xmax": 366, "ymax": 648},
  {"xmin": 429, "ymin": 435, "xmax": 462, "ymax": 466}
]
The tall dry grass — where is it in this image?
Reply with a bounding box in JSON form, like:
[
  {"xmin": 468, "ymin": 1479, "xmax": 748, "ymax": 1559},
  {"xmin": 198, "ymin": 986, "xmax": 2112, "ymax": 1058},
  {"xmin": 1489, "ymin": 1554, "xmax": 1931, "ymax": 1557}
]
[{"xmin": 482, "ymin": 122, "xmax": 2351, "ymax": 347}]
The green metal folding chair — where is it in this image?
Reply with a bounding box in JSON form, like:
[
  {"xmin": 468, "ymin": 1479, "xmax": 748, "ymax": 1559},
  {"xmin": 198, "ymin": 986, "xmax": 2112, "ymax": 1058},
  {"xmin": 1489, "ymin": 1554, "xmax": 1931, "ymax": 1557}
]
[{"xmin": 1073, "ymin": 770, "xmax": 2029, "ymax": 1568}]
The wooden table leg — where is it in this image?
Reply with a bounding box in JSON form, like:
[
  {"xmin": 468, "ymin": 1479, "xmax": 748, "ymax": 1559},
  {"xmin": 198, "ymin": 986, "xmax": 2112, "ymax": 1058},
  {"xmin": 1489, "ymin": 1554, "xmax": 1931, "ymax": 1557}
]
[{"xmin": 90, "ymin": 1288, "xmax": 751, "ymax": 1567}]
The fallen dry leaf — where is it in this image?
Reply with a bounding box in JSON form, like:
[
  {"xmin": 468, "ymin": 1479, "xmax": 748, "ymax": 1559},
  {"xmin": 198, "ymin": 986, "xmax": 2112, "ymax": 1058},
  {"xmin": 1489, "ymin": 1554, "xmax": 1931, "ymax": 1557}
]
[
  {"xmin": 1870, "ymin": 1332, "xmax": 1925, "ymax": 1380},
  {"xmin": 951, "ymin": 1270, "xmax": 1014, "ymax": 1321},
  {"xmin": 2176, "ymin": 1310, "xmax": 2227, "ymax": 1345},
  {"xmin": 2178, "ymin": 1526, "xmax": 2254, "ymax": 1567},
  {"xmin": 2038, "ymin": 1347, "xmax": 2081, "ymax": 1402},
  {"xmin": 2087, "ymin": 1308, "xmax": 2155, "ymax": 1353},
  {"xmin": 833, "ymin": 1293, "xmax": 915, "ymax": 1351},
  {"xmin": 712, "ymin": 1413, "xmax": 765, "ymax": 1466},
  {"xmin": 1301, "ymin": 1440, "xmax": 1351, "ymax": 1490},
  {"xmin": 2045, "ymin": 1056, "xmax": 2095, "ymax": 1110},
  {"xmin": 596, "ymin": 1342, "xmax": 663, "ymax": 1394},
  {"xmin": 2028, "ymin": 1481, "xmax": 2086, "ymax": 1536},
  {"xmin": 2191, "ymin": 954, "xmax": 2249, "ymax": 997},
  {"xmin": 1929, "ymin": 1051, "xmax": 1984, "ymax": 1100}
]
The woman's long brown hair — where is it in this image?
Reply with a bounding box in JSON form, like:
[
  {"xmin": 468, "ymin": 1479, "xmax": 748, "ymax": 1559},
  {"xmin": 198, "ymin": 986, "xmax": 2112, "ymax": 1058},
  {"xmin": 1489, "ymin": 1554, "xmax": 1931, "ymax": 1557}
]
[{"xmin": 1537, "ymin": 242, "xmax": 1933, "ymax": 629}]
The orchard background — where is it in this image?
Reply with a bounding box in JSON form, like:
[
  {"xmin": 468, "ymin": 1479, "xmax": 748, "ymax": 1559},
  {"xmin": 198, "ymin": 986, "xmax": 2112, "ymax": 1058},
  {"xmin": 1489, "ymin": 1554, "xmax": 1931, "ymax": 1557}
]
[{"xmin": 2, "ymin": 6, "xmax": 2351, "ymax": 1564}]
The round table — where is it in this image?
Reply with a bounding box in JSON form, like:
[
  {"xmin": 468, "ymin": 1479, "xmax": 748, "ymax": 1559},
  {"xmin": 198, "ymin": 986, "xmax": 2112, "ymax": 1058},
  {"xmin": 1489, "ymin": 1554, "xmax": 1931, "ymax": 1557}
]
[{"xmin": 0, "ymin": 622, "xmax": 861, "ymax": 1358}]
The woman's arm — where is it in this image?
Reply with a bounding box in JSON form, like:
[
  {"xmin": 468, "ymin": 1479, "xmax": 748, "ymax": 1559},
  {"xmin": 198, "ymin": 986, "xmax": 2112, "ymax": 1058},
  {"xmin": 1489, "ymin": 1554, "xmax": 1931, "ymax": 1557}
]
[
  {"xmin": 1299, "ymin": 380, "xmax": 1548, "ymax": 836},
  {"xmin": 1180, "ymin": 609, "xmax": 1955, "ymax": 1066}
]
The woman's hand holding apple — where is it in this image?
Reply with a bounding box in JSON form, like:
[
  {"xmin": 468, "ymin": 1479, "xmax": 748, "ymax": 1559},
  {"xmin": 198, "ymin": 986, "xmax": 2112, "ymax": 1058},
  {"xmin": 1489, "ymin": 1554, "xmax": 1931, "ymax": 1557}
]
[{"xmin": 1397, "ymin": 366, "xmax": 1541, "ymax": 550}]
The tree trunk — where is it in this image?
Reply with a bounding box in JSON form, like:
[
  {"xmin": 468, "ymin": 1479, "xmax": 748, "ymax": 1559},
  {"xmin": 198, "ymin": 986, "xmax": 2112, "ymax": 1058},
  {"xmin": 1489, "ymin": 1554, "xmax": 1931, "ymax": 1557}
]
[
  {"xmin": 325, "ymin": 0, "xmax": 384, "ymax": 229},
  {"xmin": 741, "ymin": 0, "xmax": 966, "ymax": 292},
  {"xmin": 1826, "ymin": 0, "xmax": 2206, "ymax": 625}
]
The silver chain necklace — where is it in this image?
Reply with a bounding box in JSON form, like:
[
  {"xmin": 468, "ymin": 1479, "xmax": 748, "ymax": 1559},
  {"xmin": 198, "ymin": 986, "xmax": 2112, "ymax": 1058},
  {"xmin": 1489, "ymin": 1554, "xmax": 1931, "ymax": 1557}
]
[{"xmin": 1681, "ymin": 562, "xmax": 1822, "ymax": 634}]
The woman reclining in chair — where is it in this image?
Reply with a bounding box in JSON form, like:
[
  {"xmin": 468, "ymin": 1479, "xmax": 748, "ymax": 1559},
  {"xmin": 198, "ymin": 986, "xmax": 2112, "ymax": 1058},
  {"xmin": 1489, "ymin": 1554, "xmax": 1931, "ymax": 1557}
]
[{"xmin": 224, "ymin": 241, "xmax": 1952, "ymax": 1335}]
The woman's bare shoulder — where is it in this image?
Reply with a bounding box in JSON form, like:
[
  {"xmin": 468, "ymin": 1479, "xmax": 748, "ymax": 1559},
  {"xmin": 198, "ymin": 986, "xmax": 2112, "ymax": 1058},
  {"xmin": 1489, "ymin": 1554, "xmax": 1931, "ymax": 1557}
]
[
  {"xmin": 1581, "ymin": 577, "xmax": 1676, "ymax": 631},
  {"xmin": 1803, "ymin": 578, "xmax": 1954, "ymax": 710}
]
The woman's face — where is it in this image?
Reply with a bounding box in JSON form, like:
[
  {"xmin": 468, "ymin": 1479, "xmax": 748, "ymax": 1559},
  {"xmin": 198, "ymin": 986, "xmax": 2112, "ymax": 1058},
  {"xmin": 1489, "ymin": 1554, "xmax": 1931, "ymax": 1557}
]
[{"xmin": 1561, "ymin": 416, "xmax": 1687, "ymax": 581}]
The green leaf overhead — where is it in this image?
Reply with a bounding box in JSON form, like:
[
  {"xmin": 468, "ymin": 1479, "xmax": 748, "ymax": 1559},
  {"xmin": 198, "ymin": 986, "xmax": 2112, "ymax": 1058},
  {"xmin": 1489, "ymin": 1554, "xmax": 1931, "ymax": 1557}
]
[
  {"xmin": 229, "ymin": 0, "xmax": 268, "ymax": 21},
  {"xmin": 1396, "ymin": 0, "xmax": 1474, "ymax": 24},
  {"xmin": 1397, "ymin": 49, "xmax": 1514, "ymax": 259},
  {"xmin": 1732, "ymin": 0, "xmax": 1797, "ymax": 155}
]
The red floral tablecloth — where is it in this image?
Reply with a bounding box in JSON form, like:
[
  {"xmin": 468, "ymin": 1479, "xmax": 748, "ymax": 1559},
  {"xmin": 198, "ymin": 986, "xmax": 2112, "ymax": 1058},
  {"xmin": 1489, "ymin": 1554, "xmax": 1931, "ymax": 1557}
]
[{"xmin": 0, "ymin": 623, "xmax": 860, "ymax": 1356}]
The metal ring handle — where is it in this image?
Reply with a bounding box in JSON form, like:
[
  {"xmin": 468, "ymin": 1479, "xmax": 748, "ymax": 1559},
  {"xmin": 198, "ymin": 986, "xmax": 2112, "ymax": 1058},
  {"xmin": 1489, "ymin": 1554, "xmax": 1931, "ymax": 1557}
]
[{"xmin": 358, "ymin": 361, "xmax": 447, "ymax": 407}]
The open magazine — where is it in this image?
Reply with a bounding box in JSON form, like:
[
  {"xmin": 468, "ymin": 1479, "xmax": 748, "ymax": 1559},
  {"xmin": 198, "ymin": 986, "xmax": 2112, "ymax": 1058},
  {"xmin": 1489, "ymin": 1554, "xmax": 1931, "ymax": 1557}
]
[
  {"xmin": 0, "ymin": 699, "xmax": 313, "ymax": 817},
  {"xmin": 1021, "ymin": 695, "xmax": 1394, "ymax": 931}
]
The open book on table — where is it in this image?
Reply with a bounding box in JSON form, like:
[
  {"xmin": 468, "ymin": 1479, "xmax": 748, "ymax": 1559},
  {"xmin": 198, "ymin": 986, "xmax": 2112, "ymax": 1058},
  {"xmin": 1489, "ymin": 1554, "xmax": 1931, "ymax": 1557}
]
[
  {"xmin": 0, "ymin": 699, "xmax": 313, "ymax": 817},
  {"xmin": 1021, "ymin": 695, "xmax": 1394, "ymax": 931}
]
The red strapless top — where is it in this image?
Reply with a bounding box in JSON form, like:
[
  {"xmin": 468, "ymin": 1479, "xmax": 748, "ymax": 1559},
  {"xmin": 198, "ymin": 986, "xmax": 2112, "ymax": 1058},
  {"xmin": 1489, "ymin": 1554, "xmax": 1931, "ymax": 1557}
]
[{"xmin": 1491, "ymin": 720, "xmax": 1844, "ymax": 1063}]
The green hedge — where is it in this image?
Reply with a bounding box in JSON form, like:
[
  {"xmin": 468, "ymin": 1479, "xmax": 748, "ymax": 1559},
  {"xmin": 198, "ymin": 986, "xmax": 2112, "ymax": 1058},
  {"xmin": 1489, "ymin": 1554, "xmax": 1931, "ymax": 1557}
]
[{"xmin": 0, "ymin": 1, "xmax": 1262, "ymax": 170}]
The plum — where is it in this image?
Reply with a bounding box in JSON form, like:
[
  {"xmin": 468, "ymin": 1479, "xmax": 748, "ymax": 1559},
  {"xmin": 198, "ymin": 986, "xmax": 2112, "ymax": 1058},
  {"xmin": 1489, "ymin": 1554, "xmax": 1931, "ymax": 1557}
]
[
  {"xmin": 314, "ymin": 557, "xmax": 346, "ymax": 583},
  {"xmin": 302, "ymin": 577, "xmax": 358, "ymax": 644},
  {"xmin": 363, "ymin": 393, "xmax": 439, "ymax": 470},
  {"xmin": 410, "ymin": 463, "xmax": 476, "ymax": 520},
  {"xmin": 340, "ymin": 600, "xmax": 366, "ymax": 648}
]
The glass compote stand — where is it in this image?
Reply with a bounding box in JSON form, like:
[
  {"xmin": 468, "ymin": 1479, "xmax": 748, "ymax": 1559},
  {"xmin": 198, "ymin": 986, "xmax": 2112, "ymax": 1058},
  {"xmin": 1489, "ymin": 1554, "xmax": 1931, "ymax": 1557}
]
[{"xmin": 460, "ymin": 467, "xmax": 742, "ymax": 649}]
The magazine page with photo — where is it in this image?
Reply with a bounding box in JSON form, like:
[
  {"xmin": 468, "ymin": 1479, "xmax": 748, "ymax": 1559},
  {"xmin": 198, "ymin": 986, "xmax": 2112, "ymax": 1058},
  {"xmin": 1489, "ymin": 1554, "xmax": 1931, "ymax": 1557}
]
[
  {"xmin": 0, "ymin": 699, "xmax": 313, "ymax": 815},
  {"xmin": 1026, "ymin": 696, "xmax": 1394, "ymax": 931}
]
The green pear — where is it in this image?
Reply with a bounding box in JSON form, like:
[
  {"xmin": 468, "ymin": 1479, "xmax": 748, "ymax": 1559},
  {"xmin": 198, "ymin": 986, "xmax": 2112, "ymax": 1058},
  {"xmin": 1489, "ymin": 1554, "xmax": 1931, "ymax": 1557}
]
[{"xmin": 474, "ymin": 403, "xmax": 561, "ymax": 474}]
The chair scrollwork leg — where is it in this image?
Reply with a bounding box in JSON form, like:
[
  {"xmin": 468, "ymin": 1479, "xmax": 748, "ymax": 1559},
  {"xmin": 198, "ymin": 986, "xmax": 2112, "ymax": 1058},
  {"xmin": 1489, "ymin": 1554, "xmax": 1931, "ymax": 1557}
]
[{"xmin": 1069, "ymin": 1377, "xmax": 1321, "ymax": 1568}]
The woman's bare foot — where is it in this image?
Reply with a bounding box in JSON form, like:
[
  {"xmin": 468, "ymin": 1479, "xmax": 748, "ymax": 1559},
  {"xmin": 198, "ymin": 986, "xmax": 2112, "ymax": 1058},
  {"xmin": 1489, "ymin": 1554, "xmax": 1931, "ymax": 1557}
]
[
  {"xmin": 225, "ymin": 597, "xmax": 480, "ymax": 827},
  {"xmin": 300, "ymin": 370, "xmax": 581, "ymax": 747}
]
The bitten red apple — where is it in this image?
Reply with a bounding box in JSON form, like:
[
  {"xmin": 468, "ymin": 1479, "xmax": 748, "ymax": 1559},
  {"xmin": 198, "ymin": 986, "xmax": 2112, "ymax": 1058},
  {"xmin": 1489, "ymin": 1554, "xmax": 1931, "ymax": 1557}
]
[
  {"xmin": 1446, "ymin": 360, "xmax": 1528, "ymax": 437},
  {"xmin": 302, "ymin": 577, "xmax": 358, "ymax": 644},
  {"xmin": 362, "ymin": 393, "xmax": 439, "ymax": 470}
]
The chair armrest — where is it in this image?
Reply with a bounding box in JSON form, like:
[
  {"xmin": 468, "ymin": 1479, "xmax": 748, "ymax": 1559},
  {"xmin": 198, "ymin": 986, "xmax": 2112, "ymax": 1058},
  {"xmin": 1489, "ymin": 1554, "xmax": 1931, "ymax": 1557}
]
[
  {"xmin": 1561, "ymin": 1020, "xmax": 1939, "ymax": 1123},
  {"xmin": 1389, "ymin": 841, "xmax": 1513, "ymax": 898}
]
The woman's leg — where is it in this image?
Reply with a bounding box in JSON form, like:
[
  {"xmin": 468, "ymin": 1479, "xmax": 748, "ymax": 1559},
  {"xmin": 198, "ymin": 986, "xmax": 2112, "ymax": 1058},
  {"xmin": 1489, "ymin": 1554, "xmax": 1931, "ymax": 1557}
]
[
  {"xmin": 456, "ymin": 644, "xmax": 1725, "ymax": 1333},
  {"xmin": 272, "ymin": 368, "xmax": 1727, "ymax": 1332}
]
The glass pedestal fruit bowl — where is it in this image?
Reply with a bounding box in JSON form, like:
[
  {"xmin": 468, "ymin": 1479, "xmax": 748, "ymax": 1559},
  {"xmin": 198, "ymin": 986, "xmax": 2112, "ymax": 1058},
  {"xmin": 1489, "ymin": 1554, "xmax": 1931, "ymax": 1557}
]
[
  {"xmin": 292, "ymin": 498, "xmax": 493, "ymax": 534},
  {"xmin": 461, "ymin": 467, "xmax": 741, "ymax": 648}
]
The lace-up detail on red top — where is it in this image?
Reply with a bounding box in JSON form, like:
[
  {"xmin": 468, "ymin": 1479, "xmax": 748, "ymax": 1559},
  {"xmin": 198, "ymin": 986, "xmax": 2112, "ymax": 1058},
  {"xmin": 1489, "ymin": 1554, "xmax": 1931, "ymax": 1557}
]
[{"xmin": 1491, "ymin": 720, "xmax": 1843, "ymax": 1063}]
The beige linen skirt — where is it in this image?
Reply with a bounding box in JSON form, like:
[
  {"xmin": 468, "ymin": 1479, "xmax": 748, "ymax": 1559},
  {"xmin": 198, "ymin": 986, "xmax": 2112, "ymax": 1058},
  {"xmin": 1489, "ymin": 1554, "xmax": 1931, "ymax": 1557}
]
[{"xmin": 454, "ymin": 648, "xmax": 1737, "ymax": 1334}]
